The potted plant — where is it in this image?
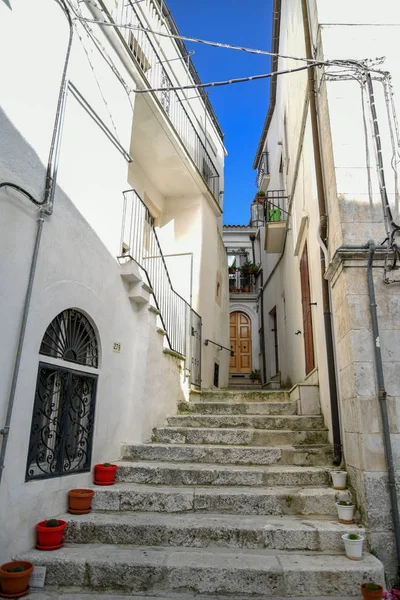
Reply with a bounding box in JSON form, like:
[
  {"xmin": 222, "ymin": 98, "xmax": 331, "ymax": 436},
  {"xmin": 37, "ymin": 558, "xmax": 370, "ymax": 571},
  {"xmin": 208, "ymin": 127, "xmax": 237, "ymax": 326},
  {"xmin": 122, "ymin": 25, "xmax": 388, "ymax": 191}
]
[
  {"xmin": 0, "ymin": 561, "xmax": 34, "ymax": 597},
  {"xmin": 68, "ymin": 489, "xmax": 95, "ymax": 514},
  {"xmin": 331, "ymin": 469, "xmax": 347, "ymax": 490},
  {"xmin": 249, "ymin": 369, "xmax": 261, "ymax": 383},
  {"xmin": 36, "ymin": 519, "xmax": 67, "ymax": 551},
  {"xmin": 335, "ymin": 499, "xmax": 355, "ymax": 524},
  {"xmin": 255, "ymin": 191, "xmax": 265, "ymax": 204},
  {"xmin": 342, "ymin": 532, "xmax": 364, "ymax": 560},
  {"xmin": 94, "ymin": 462, "xmax": 118, "ymax": 485},
  {"xmin": 361, "ymin": 582, "xmax": 384, "ymax": 599}
]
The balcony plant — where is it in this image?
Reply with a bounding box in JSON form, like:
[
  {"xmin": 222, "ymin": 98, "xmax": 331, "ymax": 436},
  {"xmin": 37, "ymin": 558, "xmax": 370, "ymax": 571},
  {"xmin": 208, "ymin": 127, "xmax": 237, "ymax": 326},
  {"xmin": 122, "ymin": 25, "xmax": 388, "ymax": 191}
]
[
  {"xmin": 342, "ymin": 532, "xmax": 364, "ymax": 560},
  {"xmin": 94, "ymin": 462, "xmax": 118, "ymax": 485},
  {"xmin": 335, "ymin": 499, "xmax": 355, "ymax": 524},
  {"xmin": 330, "ymin": 469, "xmax": 347, "ymax": 490},
  {"xmin": 383, "ymin": 588, "xmax": 400, "ymax": 599},
  {"xmin": 36, "ymin": 519, "xmax": 67, "ymax": 550},
  {"xmin": 241, "ymin": 261, "xmax": 259, "ymax": 276},
  {"xmin": 0, "ymin": 561, "xmax": 34, "ymax": 597},
  {"xmin": 255, "ymin": 191, "xmax": 265, "ymax": 204},
  {"xmin": 68, "ymin": 489, "xmax": 95, "ymax": 514},
  {"xmin": 361, "ymin": 582, "xmax": 384, "ymax": 599}
]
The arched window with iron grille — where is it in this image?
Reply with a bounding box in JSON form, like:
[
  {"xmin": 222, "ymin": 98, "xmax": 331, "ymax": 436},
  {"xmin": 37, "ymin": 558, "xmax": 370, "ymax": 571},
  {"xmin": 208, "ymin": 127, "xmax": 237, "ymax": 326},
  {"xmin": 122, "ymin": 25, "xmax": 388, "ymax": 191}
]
[{"xmin": 26, "ymin": 309, "xmax": 99, "ymax": 481}]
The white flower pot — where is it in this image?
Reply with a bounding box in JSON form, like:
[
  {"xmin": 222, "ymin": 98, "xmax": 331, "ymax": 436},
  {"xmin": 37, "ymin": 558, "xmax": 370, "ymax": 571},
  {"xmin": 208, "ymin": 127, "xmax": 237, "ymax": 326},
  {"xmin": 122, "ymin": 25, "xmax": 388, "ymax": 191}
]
[
  {"xmin": 336, "ymin": 502, "xmax": 355, "ymax": 524},
  {"xmin": 342, "ymin": 533, "xmax": 364, "ymax": 560},
  {"xmin": 331, "ymin": 470, "xmax": 347, "ymax": 490}
]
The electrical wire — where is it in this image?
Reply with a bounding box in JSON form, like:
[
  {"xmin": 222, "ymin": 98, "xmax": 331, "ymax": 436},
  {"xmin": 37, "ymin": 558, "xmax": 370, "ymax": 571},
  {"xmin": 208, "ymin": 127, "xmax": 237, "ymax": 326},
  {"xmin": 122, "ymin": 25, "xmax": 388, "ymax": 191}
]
[
  {"xmin": 133, "ymin": 62, "xmax": 327, "ymax": 94},
  {"xmin": 0, "ymin": 182, "xmax": 42, "ymax": 207}
]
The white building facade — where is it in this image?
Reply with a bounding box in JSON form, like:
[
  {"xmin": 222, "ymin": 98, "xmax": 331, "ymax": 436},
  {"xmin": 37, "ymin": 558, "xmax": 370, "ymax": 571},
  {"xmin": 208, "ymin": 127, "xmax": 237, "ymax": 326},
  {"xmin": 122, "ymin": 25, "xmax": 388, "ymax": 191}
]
[
  {"xmin": 0, "ymin": 0, "xmax": 229, "ymax": 561},
  {"xmin": 253, "ymin": 0, "xmax": 400, "ymax": 583}
]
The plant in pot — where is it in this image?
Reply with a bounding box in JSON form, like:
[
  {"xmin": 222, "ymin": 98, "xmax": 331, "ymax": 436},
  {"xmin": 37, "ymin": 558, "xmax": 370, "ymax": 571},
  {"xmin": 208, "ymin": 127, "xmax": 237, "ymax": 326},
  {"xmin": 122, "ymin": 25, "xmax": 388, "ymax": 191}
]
[
  {"xmin": 361, "ymin": 582, "xmax": 384, "ymax": 599},
  {"xmin": 331, "ymin": 469, "xmax": 347, "ymax": 490},
  {"xmin": 255, "ymin": 191, "xmax": 265, "ymax": 204},
  {"xmin": 36, "ymin": 519, "xmax": 67, "ymax": 551},
  {"xmin": 342, "ymin": 532, "xmax": 364, "ymax": 560},
  {"xmin": 249, "ymin": 369, "xmax": 261, "ymax": 384},
  {"xmin": 383, "ymin": 588, "xmax": 400, "ymax": 599},
  {"xmin": 68, "ymin": 489, "xmax": 95, "ymax": 514},
  {"xmin": 335, "ymin": 499, "xmax": 355, "ymax": 524},
  {"xmin": 94, "ymin": 462, "xmax": 118, "ymax": 485},
  {"xmin": 0, "ymin": 561, "xmax": 34, "ymax": 598}
]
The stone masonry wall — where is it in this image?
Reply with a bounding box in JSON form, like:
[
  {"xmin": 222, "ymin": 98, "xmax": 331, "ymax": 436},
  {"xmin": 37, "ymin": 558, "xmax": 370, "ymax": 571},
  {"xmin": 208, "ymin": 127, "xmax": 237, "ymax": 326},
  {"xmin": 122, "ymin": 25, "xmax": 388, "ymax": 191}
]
[{"xmin": 329, "ymin": 251, "xmax": 400, "ymax": 585}]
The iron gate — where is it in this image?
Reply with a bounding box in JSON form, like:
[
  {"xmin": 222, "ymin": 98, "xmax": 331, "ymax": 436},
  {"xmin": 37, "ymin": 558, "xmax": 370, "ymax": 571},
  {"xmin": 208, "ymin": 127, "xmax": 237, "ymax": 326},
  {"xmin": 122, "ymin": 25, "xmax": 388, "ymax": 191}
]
[{"xmin": 190, "ymin": 310, "xmax": 202, "ymax": 388}]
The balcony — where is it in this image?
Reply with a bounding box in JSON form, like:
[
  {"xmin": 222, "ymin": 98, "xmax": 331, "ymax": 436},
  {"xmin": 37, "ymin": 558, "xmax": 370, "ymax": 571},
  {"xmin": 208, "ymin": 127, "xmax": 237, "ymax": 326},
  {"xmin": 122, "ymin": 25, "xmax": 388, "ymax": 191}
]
[
  {"xmin": 256, "ymin": 152, "xmax": 270, "ymax": 192},
  {"xmin": 264, "ymin": 190, "xmax": 289, "ymax": 254},
  {"xmin": 229, "ymin": 271, "xmax": 258, "ymax": 296},
  {"xmin": 117, "ymin": 1, "xmax": 220, "ymax": 201}
]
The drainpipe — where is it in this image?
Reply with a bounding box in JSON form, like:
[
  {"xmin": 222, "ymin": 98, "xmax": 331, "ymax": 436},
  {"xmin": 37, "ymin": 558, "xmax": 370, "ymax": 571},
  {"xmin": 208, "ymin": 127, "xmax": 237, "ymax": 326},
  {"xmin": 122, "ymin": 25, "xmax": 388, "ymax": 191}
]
[
  {"xmin": 0, "ymin": 0, "xmax": 73, "ymax": 486},
  {"xmin": 301, "ymin": 0, "xmax": 342, "ymax": 464},
  {"xmin": 367, "ymin": 241, "xmax": 400, "ymax": 579}
]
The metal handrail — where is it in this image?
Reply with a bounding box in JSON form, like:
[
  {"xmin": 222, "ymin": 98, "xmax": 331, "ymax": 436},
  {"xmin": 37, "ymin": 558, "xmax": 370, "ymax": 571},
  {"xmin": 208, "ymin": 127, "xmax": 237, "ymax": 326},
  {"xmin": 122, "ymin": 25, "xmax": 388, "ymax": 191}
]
[
  {"xmin": 119, "ymin": 1, "xmax": 220, "ymax": 200},
  {"xmin": 204, "ymin": 339, "xmax": 234, "ymax": 357}
]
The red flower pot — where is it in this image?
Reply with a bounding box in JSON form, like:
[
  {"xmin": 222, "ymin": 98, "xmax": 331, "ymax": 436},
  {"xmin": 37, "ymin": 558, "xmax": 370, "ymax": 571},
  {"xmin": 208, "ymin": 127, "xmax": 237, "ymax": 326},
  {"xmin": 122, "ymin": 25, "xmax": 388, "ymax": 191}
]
[
  {"xmin": 94, "ymin": 464, "xmax": 118, "ymax": 485},
  {"xmin": 68, "ymin": 489, "xmax": 95, "ymax": 514},
  {"xmin": 0, "ymin": 561, "xmax": 33, "ymax": 596},
  {"xmin": 36, "ymin": 520, "xmax": 66, "ymax": 550},
  {"xmin": 360, "ymin": 584, "xmax": 383, "ymax": 600}
]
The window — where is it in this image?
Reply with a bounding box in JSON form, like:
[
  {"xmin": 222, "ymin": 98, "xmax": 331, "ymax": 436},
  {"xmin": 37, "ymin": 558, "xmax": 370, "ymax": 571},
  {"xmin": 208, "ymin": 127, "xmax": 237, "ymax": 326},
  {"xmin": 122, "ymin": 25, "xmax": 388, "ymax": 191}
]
[{"xmin": 26, "ymin": 309, "xmax": 99, "ymax": 481}]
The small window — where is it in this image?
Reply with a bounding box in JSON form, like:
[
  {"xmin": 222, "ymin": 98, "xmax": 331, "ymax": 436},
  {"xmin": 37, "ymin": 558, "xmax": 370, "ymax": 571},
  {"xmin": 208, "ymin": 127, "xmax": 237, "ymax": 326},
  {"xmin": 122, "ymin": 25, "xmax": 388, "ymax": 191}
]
[
  {"xmin": 26, "ymin": 309, "xmax": 99, "ymax": 481},
  {"xmin": 214, "ymin": 362, "xmax": 219, "ymax": 388}
]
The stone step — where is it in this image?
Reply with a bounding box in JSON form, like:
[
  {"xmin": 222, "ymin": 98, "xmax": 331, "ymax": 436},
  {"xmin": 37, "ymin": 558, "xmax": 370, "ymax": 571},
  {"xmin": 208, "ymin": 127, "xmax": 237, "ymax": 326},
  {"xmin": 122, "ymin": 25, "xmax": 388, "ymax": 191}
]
[
  {"xmin": 20, "ymin": 545, "xmax": 384, "ymax": 596},
  {"xmin": 26, "ymin": 593, "xmax": 371, "ymax": 600},
  {"xmin": 122, "ymin": 442, "xmax": 333, "ymax": 467},
  {"xmin": 91, "ymin": 483, "xmax": 345, "ymax": 515},
  {"xmin": 179, "ymin": 401, "xmax": 298, "ymax": 415},
  {"xmin": 63, "ymin": 512, "xmax": 364, "ymax": 552},
  {"xmin": 152, "ymin": 427, "xmax": 328, "ymax": 446},
  {"xmin": 196, "ymin": 390, "xmax": 289, "ymax": 403},
  {"xmin": 167, "ymin": 415, "xmax": 324, "ymax": 430},
  {"xmin": 115, "ymin": 461, "xmax": 330, "ymax": 487}
]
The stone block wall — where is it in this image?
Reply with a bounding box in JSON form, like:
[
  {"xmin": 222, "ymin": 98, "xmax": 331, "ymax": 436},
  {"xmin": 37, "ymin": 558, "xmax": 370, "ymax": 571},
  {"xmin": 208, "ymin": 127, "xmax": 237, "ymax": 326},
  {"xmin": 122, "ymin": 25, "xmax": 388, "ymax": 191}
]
[{"xmin": 329, "ymin": 250, "xmax": 400, "ymax": 585}]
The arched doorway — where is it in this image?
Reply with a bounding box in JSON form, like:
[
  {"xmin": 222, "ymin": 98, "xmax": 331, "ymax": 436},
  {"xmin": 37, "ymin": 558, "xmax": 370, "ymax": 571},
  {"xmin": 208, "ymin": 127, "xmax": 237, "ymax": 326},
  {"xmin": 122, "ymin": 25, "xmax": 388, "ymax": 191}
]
[{"xmin": 229, "ymin": 311, "xmax": 252, "ymax": 374}]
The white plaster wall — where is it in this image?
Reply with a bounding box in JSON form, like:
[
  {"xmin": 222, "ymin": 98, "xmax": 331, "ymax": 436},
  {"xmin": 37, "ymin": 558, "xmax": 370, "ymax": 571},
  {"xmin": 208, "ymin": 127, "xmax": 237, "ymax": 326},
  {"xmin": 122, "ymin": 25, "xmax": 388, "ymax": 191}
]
[{"xmin": 256, "ymin": 0, "xmax": 333, "ymax": 431}]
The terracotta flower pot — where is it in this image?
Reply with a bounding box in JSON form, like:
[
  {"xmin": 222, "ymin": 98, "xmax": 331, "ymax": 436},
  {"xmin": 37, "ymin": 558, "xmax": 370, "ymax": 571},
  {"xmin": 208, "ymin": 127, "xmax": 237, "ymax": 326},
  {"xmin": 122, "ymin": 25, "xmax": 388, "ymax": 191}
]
[
  {"xmin": 0, "ymin": 561, "xmax": 34, "ymax": 596},
  {"xmin": 68, "ymin": 489, "xmax": 95, "ymax": 514},
  {"xmin": 36, "ymin": 520, "xmax": 66, "ymax": 550},
  {"xmin": 361, "ymin": 583, "xmax": 384, "ymax": 599},
  {"xmin": 94, "ymin": 463, "xmax": 118, "ymax": 485}
]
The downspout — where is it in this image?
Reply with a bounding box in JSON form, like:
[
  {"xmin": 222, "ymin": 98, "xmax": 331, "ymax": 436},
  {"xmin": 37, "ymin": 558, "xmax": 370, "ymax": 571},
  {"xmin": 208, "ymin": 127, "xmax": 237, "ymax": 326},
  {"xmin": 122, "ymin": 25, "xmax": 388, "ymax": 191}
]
[
  {"xmin": 301, "ymin": 0, "xmax": 342, "ymax": 465},
  {"xmin": 367, "ymin": 241, "xmax": 400, "ymax": 579},
  {"xmin": 0, "ymin": 0, "xmax": 73, "ymax": 486}
]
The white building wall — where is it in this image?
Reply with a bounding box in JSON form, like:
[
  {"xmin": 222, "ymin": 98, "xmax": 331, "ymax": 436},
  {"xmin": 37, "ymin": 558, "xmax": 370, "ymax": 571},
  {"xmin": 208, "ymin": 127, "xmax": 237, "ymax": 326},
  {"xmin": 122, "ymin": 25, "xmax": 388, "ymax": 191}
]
[{"xmin": 0, "ymin": 0, "xmax": 228, "ymax": 560}]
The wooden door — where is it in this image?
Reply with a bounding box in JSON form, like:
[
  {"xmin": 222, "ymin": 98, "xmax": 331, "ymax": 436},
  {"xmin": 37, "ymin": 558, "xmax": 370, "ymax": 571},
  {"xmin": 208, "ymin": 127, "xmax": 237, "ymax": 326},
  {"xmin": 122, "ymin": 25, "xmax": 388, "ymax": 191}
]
[
  {"xmin": 230, "ymin": 312, "xmax": 252, "ymax": 373},
  {"xmin": 300, "ymin": 243, "xmax": 315, "ymax": 375}
]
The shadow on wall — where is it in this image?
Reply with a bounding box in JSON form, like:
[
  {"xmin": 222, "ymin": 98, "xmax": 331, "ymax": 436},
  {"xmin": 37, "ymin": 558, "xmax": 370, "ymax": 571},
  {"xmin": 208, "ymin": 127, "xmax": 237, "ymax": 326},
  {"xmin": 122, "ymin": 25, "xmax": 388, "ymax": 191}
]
[
  {"xmin": 0, "ymin": 106, "xmax": 47, "ymax": 200},
  {"xmin": 1, "ymin": 0, "xmax": 12, "ymax": 9}
]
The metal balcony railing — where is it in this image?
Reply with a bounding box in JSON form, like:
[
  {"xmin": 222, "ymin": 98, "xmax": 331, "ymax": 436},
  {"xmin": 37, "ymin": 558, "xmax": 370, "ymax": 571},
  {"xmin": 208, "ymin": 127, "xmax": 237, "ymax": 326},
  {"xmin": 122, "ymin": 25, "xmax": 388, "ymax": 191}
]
[
  {"xmin": 119, "ymin": 189, "xmax": 202, "ymax": 387},
  {"xmin": 228, "ymin": 272, "xmax": 257, "ymax": 294},
  {"xmin": 256, "ymin": 151, "xmax": 269, "ymax": 189},
  {"xmin": 118, "ymin": 1, "xmax": 220, "ymax": 200},
  {"xmin": 265, "ymin": 190, "xmax": 289, "ymax": 223}
]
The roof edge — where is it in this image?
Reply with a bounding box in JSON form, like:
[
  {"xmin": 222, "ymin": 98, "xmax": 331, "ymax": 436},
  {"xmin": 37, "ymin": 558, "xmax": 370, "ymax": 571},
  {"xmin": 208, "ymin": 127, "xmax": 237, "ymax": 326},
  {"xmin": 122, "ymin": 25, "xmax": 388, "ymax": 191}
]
[{"xmin": 252, "ymin": 0, "xmax": 282, "ymax": 169}]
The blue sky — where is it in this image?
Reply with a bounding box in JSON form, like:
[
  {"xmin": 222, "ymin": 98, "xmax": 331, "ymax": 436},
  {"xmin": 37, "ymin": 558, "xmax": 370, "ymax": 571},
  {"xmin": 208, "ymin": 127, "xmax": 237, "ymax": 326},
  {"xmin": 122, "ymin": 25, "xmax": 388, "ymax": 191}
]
[{"xmin": 167, "ymin": 0, "xmax": 274, "ymax": 225}]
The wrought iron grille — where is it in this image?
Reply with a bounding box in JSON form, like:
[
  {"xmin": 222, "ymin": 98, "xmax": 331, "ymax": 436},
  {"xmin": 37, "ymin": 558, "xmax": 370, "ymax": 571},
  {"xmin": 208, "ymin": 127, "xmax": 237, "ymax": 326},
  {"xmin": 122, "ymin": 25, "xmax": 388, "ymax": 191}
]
[
  {"xmin": 26, "ymin": 363, "xmax": 97, "ymax": 481},
  {"xmin": 117, "ymin": 1, "xmax": 220, "ymax": 200},
  {"xmin": 40, "ymin": 309, "xmax": 98, "ymax": 368}
]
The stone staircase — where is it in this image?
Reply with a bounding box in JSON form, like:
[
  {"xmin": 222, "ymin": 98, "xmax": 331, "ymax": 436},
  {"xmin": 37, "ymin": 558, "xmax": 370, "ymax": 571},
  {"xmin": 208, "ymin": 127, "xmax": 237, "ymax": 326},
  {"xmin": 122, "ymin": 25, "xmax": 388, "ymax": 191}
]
[{"xmin": 21, "ymin": 389, "xmax": 384, "ymax": 598}]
